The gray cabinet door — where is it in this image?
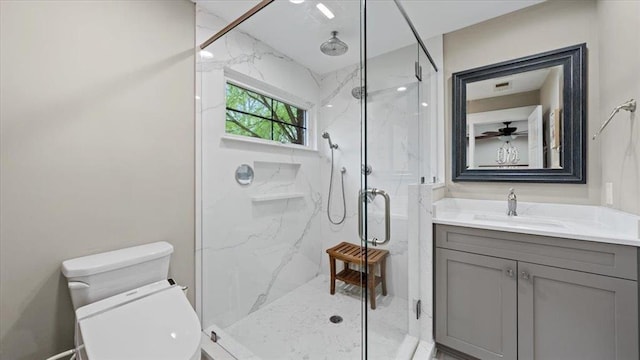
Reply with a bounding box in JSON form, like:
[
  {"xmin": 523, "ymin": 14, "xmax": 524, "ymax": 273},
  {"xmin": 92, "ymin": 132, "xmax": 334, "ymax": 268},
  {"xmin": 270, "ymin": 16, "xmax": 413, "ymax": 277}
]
[
  {"xmin": 436, "ymin": 248, "xmax": 517, "ymax": 360},
  {"xmin": 518, "ymin": 262, "xmax": 639, "ymax": 360}
]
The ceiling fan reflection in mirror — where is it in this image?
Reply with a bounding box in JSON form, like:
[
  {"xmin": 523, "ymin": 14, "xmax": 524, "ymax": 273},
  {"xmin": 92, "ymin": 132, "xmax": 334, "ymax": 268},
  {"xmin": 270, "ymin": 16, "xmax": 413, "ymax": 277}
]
[{"xmin": 476, "ymin": 121, "xmax": 528, "ymax": 140}]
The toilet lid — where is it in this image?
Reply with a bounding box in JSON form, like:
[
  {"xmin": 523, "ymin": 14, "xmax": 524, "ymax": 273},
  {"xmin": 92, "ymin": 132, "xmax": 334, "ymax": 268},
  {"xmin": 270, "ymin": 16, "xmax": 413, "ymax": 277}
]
[{"xmin": 77, "ymin": 281, "xmax": 201, "ymax": 360}]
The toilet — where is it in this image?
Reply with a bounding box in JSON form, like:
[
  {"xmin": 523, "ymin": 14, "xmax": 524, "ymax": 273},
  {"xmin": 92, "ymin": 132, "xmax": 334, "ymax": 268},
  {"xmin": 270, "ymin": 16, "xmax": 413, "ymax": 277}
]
[{"xmin": 61, "ymin": 242, "xmax": 201, "ymax": 360}]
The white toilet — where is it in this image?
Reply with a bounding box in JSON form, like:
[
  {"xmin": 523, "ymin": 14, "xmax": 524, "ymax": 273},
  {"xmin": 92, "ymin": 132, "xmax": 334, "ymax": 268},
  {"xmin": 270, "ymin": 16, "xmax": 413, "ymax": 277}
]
[{"xmin": 61, "ymin": 242, "xmax": 201, "ymax": 360}]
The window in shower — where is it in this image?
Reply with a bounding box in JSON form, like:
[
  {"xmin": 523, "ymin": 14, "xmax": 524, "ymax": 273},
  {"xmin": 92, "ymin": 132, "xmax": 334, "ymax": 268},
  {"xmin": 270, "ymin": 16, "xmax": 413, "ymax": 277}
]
[{"xmin": 225, "ymin": 82, "xmax": 307, "ymax": 145}]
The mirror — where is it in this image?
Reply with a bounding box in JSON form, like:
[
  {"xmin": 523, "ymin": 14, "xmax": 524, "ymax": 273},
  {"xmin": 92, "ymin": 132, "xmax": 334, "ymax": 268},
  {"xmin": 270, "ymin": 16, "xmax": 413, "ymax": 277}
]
[
  {"xmin": 235, "ymin": 164, "xmax": 254, "ymax": 185},
  {"xmin": 452, "ymin": 43, "xmax": 586, "ymax": 183}
]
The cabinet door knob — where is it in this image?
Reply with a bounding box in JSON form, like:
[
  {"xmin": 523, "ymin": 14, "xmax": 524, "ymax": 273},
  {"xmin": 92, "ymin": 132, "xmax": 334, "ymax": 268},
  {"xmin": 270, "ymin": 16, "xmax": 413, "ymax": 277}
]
[
  {"xmin": 520, "ymin": 271, "xmax": 530, "ymax": 280},
  {"xmin": 505, "ymin": 268, "xmax": 515, "ymax": 278}
]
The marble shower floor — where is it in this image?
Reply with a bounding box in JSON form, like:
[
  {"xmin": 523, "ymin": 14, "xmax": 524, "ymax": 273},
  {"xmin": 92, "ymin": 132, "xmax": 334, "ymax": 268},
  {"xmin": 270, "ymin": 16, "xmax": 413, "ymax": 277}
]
[{"xmin": 216, "ymin": 275, "xmax": 409, "ymax": 360}]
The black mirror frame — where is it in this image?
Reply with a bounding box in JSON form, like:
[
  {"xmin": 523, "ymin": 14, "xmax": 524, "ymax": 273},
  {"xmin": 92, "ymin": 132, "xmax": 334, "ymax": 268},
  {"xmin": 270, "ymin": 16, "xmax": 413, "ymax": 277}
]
[{"xmin": 452, "ymin": 43, "xmax": 587, "ymax": 183}]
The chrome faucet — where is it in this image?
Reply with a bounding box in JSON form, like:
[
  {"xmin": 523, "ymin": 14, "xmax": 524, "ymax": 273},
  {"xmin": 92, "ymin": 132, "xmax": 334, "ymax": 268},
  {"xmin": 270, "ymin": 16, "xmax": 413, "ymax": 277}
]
[{"xmin": 507, "ymin": 188, "xmax": 517, "ymax": 216}]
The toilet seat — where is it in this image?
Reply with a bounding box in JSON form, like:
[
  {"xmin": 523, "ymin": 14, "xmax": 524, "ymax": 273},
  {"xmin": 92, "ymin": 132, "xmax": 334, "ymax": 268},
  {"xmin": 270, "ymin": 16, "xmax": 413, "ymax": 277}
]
[{"xmin": 76, "ymin": 280, "xmax": 201, "ymax": 360}]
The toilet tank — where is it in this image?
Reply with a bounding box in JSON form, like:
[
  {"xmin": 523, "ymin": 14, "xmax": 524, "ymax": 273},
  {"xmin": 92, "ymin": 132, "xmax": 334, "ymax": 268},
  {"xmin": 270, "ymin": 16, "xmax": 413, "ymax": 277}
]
[{"xmin": 61, "ymin": 241, "xmax": 173, "ymax": 310}]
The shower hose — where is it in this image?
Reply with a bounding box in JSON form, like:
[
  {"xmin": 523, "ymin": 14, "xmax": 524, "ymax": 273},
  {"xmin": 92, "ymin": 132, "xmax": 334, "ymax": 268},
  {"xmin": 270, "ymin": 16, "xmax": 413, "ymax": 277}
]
[{"xmin": 327, "ymin": 147, "xmax": 346, "ymax": 225}]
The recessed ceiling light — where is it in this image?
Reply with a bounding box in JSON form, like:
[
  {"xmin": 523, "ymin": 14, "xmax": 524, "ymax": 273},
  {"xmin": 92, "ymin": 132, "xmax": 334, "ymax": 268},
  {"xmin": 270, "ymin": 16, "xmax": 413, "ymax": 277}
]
[
  {"xmin": 289, "ymin": 0, "xmax": 305, "ymax": 3},
  {"xmin": 199, "ymin": 50, "xmax": 214, "ymax": 59},
  {"xmin": 397, "ymin": 86, "xmax": 407, "ymax": 92},
  {"xmin": 421, "ymin": 102, "xmax": 428, "ymax": 107},
  {"xmin": 326, "ymin": 104, "xmax": 333, "ymax": 108},
  {"xmin": 316, "ymin": 3, "xmax": 335, "ymax": 19}
]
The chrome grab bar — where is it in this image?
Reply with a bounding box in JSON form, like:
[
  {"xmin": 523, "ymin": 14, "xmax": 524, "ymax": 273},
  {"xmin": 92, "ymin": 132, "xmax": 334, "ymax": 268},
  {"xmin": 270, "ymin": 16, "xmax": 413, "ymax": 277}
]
[{"xmin": 358, "ymin": 188, "xmax": 391, "ymax": 246}]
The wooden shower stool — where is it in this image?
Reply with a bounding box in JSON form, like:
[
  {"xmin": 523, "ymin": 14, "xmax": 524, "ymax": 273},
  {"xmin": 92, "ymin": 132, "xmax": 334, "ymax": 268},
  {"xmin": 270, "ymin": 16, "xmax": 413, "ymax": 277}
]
[{"xmin": 326, "ymin": 242, "xmax": 389, "ymax": 309}]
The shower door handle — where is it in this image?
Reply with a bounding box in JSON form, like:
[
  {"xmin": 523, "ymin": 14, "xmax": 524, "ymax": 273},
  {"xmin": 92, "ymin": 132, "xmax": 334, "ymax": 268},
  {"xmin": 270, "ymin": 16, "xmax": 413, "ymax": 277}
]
[{"xmin": 358, "ymin": 188, "xmax": 391, "ymax": 246}]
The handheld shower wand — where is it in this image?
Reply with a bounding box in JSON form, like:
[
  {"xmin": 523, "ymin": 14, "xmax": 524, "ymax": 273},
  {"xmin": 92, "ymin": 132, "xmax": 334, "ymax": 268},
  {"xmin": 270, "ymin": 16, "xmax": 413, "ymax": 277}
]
[
  {"xmin": 322, "ymin": 132, "xmax": 346, "ymax": 225},
  {"xmin": 322, "ymin": 132, "xmax": 338, "ymax": 149}
]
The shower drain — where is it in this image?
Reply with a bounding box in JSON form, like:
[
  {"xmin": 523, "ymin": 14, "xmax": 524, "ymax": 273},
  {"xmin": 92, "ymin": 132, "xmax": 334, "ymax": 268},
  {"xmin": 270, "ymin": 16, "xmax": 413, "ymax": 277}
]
[{"xmin": 329, "ymin": 315, "xmax": 343, "ymax": 324}]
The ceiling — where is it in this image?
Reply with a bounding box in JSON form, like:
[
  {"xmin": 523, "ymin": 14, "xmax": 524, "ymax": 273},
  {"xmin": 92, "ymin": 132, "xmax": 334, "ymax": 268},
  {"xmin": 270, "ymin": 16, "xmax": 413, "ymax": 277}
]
[
  {"xmin": 197, "ymin": 0, "xmax": 544, "ymax": 75},
  {"xmin": 467, "ymin": 67, "xmax": 556, "ymax": 101}
]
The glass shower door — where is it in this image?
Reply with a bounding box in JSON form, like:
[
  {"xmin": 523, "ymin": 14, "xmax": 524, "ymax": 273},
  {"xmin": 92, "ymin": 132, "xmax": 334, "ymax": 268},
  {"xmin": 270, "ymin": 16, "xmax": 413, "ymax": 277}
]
[{"xmin": 361, "ymin": 1, "xmax": 431, "ymax": 358}]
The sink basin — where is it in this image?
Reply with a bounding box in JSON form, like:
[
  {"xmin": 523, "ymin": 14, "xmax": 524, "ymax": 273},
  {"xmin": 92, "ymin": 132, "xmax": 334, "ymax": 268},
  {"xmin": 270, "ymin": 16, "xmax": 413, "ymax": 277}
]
[{"xmin": 473, "ymin": 214, "xmax": 567, "ymax": 229}]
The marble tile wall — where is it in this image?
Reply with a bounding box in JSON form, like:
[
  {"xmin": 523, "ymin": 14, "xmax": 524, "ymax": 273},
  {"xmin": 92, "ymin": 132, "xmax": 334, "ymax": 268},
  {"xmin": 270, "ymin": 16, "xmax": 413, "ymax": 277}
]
[
  {"xmin": 406, "ymin": 183, "xmax": 437, "ymax": 349},
  {"xmin": 317, "ymin": 62, "xmax": 362, "ymax": 282},
  {"xmin": 197, "ymin": 7, "xmax": 323, "ymax": 329}
]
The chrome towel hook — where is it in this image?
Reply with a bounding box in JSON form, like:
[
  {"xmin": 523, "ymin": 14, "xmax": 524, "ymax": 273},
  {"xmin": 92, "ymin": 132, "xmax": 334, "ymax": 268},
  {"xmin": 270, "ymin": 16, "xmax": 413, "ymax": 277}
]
[{"xmin": 592, "ymin": 99, "xmax": 636, "ymax": 140}]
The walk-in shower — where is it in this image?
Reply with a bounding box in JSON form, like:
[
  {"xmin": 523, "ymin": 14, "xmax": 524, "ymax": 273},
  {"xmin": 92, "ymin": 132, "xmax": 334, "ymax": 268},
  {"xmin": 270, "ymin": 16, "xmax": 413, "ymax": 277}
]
[{"xmin": 196, "ymin": 0, "xmax": 438, "ymax": 358}]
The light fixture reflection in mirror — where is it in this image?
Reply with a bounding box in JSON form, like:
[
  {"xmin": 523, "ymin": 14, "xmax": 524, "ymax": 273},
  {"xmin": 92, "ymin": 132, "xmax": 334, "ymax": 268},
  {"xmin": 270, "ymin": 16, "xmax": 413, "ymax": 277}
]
[
  {"xmin": 235, "ymin": 164, "xmax": 254, "ymax": 186},
  {"xmin": 496, "ymin": 139, "xmax": 520, "ymax": 166}
]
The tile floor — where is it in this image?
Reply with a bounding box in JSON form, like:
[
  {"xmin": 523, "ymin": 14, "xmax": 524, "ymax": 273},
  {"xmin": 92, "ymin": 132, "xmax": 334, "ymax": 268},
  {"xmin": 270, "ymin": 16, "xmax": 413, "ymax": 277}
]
[{"xmin": 211, "ymin": 275, "xmax": 409, "ymax": 360}]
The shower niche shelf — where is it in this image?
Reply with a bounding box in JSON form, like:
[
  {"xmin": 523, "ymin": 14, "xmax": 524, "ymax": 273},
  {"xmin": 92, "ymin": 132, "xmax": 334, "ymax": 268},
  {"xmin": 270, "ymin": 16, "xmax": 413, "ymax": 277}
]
[
  {"xmin": 253, "ymin": 160, "xmax": 301, "ymax": 168},
  {"xmin": 251, "ymin": 193, "xmax": 305, "ymax": 203},
  {"xmin": 250, "ymin": 161, "xmax": 304, "ymax": 203},
  {"xmin": 253, "ymin": 161, "xmax": 301, "ymax": 185}
]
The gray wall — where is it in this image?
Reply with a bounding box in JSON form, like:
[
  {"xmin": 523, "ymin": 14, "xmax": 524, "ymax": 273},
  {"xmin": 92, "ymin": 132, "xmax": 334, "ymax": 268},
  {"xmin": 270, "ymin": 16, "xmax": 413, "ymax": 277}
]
[
  {"xmin": 467, "ymin": 90, "xmax": 540, "ymax": 114},
  {"xmin": 443, "ymin": 0, "xmax": 600, "ymax": 204},
  {"xmin": 597, "ymin": 0, "xmax": 640, "ymax": 215},
  {"xmin": 0, "ymin": 1, "xmax": 195, "ymax": 359}
]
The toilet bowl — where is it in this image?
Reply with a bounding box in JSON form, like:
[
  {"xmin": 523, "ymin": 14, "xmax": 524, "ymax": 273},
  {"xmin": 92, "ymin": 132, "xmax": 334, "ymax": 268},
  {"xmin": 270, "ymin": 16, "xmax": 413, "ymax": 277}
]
[{"xmin": 62, "ymin": 242, "xmax": 201, "ymax": 360}]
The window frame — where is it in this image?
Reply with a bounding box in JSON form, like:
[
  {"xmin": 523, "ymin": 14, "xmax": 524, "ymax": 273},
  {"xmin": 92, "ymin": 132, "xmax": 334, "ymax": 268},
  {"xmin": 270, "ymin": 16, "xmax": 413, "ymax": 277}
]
[{"xmin": 224, "ymin": 79, "xmax": 309, "ymax": 147}]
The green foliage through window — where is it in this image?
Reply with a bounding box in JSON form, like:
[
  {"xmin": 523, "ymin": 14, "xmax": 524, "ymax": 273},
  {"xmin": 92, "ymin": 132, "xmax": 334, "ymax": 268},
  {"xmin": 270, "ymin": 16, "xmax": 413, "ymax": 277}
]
[{"xmin": 225, "ymin": 82, "xmax": 306, "ymax": 145}]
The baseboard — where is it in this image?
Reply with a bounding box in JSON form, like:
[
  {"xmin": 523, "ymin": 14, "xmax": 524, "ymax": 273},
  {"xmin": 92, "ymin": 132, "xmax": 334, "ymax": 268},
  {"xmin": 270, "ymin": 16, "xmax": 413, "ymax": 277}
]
[{"xmin": 435, "ymin": 343, "xmax": 480, "ymax": 360}]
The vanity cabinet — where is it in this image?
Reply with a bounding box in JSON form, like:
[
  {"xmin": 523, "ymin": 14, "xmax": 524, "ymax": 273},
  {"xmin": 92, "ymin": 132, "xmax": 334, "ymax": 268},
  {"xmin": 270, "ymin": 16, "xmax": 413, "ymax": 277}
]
[
  {"xmin": 517, "ymin": 262, "xmax": 637, "ymax": 360},
  {"xmin": 436, "ymin": 248, "xmax": 517, "ymax": 360},
  {"xmin": 435, "ymin": 225, "xmax": 639, "ymax": 360}
]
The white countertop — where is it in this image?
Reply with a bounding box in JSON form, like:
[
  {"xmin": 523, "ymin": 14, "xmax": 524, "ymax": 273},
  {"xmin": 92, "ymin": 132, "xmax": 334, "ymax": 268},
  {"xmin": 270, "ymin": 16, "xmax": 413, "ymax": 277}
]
[{"xmin": 432, "ymin": 198, "xmax": 640, "ymax": 247}]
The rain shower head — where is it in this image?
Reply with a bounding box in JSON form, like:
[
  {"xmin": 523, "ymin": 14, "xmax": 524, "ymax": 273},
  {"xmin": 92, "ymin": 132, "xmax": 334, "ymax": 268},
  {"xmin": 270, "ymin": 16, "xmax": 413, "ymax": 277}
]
[{"xmin": 320, "ymin": 31, "xmax": 348, "ymax": 56}]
